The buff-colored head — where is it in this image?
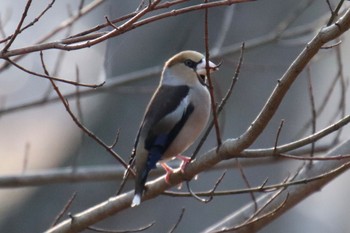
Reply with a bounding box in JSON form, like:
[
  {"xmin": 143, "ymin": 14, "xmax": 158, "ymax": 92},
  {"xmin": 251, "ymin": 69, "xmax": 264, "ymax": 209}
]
[{"xmin": 161, "ymin": 50, "xmax": 218, "ymax": 86}]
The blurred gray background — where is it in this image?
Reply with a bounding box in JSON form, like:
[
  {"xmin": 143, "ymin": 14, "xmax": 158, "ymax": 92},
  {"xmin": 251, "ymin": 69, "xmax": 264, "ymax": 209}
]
[{"xmin": 0, "ymin": 0, "xmax": 350, "ymax": 232}]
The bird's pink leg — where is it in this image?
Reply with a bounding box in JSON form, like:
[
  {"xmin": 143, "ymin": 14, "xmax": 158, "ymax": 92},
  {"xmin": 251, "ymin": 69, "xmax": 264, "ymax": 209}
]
[
  {"xmin": 176, "ymin": 155, "xmax": 191, "ymax": 173},
  {"xmin": 160, "ymin": 162, "xmax": 174, "ymax": 184}
]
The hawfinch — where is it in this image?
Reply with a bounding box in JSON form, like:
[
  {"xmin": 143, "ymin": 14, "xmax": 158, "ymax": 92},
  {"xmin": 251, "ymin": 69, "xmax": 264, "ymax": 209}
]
[{"xmin": 131, "ymin": 50, "xmax": 218, "ymax": 206}]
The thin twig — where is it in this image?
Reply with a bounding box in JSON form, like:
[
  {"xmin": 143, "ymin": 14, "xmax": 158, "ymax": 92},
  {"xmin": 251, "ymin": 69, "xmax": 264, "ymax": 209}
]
[
  {"xmin": 204, "ymin": 0, "xmax": 222, "ymax": 149},
  {"xmin": 168, "ymin": 208, "xmax": 186, "ymax": 233},
  {"xmin": 71, "ymin": 65, "xmax": 85, "ymax": 169},
  {"xmin": 75, "ymin": 66, "xmax": 84, "ymax": 124},
  {"xmin": 279, "ymin": 153, "xmax": 350, "ymax": 161},
  {"xmin": 321, "ymin": 40, "xmax": 342, "ymax": 49},
  {"xmin": 78, "ymin": 0, "xmax": 85, "ymax": 15},
  {"xmin": 22, "ymin": 142, "xmax": 30, "ymax": 173},
  {"xmin": 325, "ymin": 0, "xmax": 334, "ymax": 16},
  {"xmin": 105, "ymin": 16, "xmax": 118, "ymax": 30},
  {"xmin": 51, "ymin": 192, "xmax": 77, "ymax": 227},
  {"xmin": 273, "ymin": 120, "xmax": 285, "ymax": 156},
  {"xmin": 135, "ymin": 0, "xmax": 146, "ymax": 12},
  {"xmin": 109, "ymin": 128, "xmax": 120, "ymax": 149},
  {"xmin": 326, "ymin": 0, "xmax": 345, "ymax": 26},
  {"xmin": 306, "ymin": 66, "xmax": 316, "ymax": 160},
  {"xmin": 0, "ymin": 15, "xmax": 7, "ymax": 40},
  {"xmin": 186, "ymin": 170, "xmax": 226, "ymax": 203},
  {"xmin": 87, "ymin": 221, "xmax": 155, "ymax": 233},
  {"xmin": 235, "ymin": 158, "xmax": 258, "ymax": 211},
  {"xmin": 330, "ymin": 45, "xmax": 347, "ymax": 145}
]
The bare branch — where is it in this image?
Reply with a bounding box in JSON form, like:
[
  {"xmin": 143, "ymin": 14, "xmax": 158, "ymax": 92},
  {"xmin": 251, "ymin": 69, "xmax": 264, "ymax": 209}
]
[{"xmin": 2, "ymin": 0, "xmax": 32, "ymax": 51}]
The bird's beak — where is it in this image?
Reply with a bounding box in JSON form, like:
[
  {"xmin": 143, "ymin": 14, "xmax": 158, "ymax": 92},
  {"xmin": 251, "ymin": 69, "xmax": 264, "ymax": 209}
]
[{"xmin": 196, "ymin": 59, "xmax": 219, "ymax": 76}]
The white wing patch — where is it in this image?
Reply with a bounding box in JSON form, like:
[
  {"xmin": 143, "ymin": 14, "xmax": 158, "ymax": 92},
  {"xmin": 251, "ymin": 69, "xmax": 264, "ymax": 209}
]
[{"xmin": 157, "ymin": 95, "xmax": 190, "ymax": 131}]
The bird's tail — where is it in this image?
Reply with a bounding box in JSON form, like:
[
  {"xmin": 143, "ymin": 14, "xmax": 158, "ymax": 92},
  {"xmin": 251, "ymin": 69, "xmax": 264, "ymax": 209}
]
[
  {"xmin": 131, "ymin": 167, "xmax": 150, "ymax": 207},
  {"xmin": 131, "ymin": 193, "xmax": 141, "ymax": 207},
  {"xmin": 132, "ymin": 147, "xmax": 163, "ymax": 207}
]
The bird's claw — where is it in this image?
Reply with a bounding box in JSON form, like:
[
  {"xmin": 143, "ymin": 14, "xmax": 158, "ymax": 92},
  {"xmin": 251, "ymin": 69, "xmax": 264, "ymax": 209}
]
[
  {"xmin": 161, "ymin": 162, "xmax": 174, "ymax": 184},
  {"xmin": 176, "ymin": 154, "xmax": 191, "ymax": 173}
]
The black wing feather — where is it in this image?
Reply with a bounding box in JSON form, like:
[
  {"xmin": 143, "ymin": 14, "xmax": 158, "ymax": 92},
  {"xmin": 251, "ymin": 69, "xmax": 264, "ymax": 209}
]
[{"xmin": 131, "ymin": 85, "xmax": 190, "ymax": 158}]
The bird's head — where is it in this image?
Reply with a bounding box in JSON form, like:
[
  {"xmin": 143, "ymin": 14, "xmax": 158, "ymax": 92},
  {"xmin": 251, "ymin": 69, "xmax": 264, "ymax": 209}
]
[{"xmin": 162, "ymin": 50, "xmax": 219, "ymax": 86}]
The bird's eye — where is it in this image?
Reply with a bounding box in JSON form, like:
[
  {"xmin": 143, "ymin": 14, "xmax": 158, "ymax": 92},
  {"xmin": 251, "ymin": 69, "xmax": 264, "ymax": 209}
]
[{"xmin": 184, "ymin": 59, "xmax": 197, "ymax": 69}]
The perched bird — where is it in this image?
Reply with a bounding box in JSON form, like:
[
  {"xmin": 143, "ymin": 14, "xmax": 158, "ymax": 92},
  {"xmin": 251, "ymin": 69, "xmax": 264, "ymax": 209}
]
[{"xmin": 131, "ymin": 50, "xmax": 218, "ymax": 207}]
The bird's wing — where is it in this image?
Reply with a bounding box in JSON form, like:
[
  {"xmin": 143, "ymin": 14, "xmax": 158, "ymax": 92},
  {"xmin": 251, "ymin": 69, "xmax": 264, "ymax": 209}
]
[{"xmin": 133, "ymin": 85, "xmax": 194, "ymax": 168}]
